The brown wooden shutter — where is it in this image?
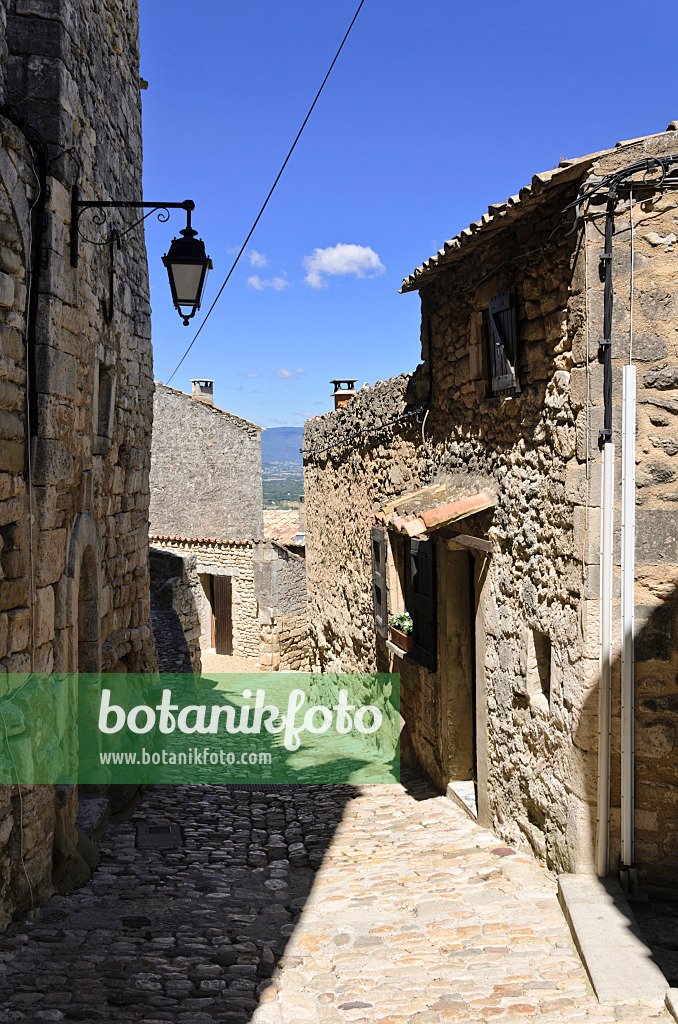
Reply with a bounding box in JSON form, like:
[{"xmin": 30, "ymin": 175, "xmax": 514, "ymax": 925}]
[
  {"xmin": 213, "ymin": 575, "xmax": 233, "ymax": 656},
  {"xmin": 371, "ymin": 527, "xmax": 388, "ymax": 637},
  {"xmin": 487, "ymin": 287, "xmax": 520, "ymax": 396},
  {"xmin": 407, "ymin": 537, "xmax": 437, "ymax": 671}
]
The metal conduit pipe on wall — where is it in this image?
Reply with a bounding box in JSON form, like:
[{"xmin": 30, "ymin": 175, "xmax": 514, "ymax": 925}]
[
  {"xmin": 596, "ymin": 443, "xmax": 615, "ymax": 877},
  {"xmin": 620, "ymin": 345, "xmax": 637, "ymax": 888}
]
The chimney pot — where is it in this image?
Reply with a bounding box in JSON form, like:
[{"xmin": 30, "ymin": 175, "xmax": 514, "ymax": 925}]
[
  {"xmin": 330, "ymin": 378, "xmax": 358, "ymax": 411},
  {"xmin": 191, "ymin": 379, "xmax": 214, "ymax": 405}
]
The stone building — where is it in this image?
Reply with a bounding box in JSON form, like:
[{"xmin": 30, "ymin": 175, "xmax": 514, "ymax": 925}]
[
  {"xmin": 261, "ymin": 505, "xmax": 308, "ymax": 671},
  {"xmin": 304, "ymin": 125, "xmax": 678, "ymax": 887},
  {"xmin": 150, "ymin": 380, "xmax": 263, "ymax": 659},
  {"xmin": 0, "ymin": 0, "xmax": 157, "ymax": 926},
  {"xmin": 150, "ymin": 382, "xmax": 309, "ymax": 669}
]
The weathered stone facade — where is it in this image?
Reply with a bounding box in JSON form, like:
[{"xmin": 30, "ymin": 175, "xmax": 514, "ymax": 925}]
[
  {"xmin": 150, "ymin": 383, "xmax": 263, "ymax": 541},
  {"xmin": 0, "ymin": 0, "xmax": 156, "ymax": 926},
  {"xmin": 149, "ymin": 536, "xmax": 259, "ymax": 660},
  {"xmin": 255, "ymin": 540, "xmax": 309, "ymax": 671},
  {"xmin": 149, "ymin": 386, "xmax": 310, "ymax": 670},
  {"xmin": 304, "ymin": 127, "xmax": 678, "ymax": 885}
]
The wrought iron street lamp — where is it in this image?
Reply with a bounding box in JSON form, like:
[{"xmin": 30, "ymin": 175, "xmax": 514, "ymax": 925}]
[
  {"xmin": 162, "ymin": 207, "xmax": 212, "ymax": 325},
  {"xmin": 70, "ymin": 188, "xmax": 212, "ymax": 325}
]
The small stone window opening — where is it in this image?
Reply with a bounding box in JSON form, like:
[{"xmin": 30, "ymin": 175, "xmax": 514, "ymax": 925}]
[
  {"xmin": 371, "ymin": 527, "xmax": 388, "ymax": 638},
  {"xmin": 526, "ymin": 628, "xmax": 551, "ymax": 712},
  {"xmin": 484, "ymin": 287, "xmax": 521, "ymax": 398},
  {"xmin": 94, "ymin": 363, "xmax": 116, "ymax": 454}
]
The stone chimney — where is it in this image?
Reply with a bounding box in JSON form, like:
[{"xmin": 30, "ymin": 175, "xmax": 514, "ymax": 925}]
[
  {"xmin": 191, "ymin": 379, "xmax": 214, "ymax": 405},
  {"xmin": 330, "ymin": 378, "xmax": 357, "ymax": 410}
]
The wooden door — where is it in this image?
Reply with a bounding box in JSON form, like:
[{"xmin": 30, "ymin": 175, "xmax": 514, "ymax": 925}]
[{"xmin": 213, "ymin": 575, "xmax": 233, "ymax": 656}]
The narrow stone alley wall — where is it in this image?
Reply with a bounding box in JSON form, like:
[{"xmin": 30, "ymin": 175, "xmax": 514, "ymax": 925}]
[
  {"xmin": 149, "ymin": 547, "xmax": 202, "ymax": 674},
  {"xmin": 0, "ymin": 0, "xmax": 157, "ymax": 927},
  {"xmin": 303, "ymin": 127, "xmax": 678, "ymax": 885}
]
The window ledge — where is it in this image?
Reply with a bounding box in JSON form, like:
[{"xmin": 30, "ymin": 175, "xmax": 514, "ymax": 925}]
[{"xmin": 385, "ymin": 639, "xmax": 419, "ymax": 665}]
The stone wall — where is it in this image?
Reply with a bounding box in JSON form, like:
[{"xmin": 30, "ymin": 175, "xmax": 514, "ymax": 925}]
[
  {"xmin": 254, "ymin": 542, "xmax": 309, "ymax": 671},
  {"xmin": 0, "ymin": 0, "xmax": 156, "ymax": 926},
  {"xmin": 303, "ymin": 127, "xmax": 678, "ymax": 884},
  {"xmin": 150, "ymin": 537, "xmax": 259, "ymax": 660},
  {"xmin": 149, "ymin": 383, "xmax": 263, "ymax": 541},
  {"xmin": 149, "ymin": 547, "xmax": 202, "ymax": 674}
]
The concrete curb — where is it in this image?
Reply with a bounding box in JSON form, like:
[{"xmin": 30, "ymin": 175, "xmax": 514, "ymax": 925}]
[{"xmin": 558, "ymin": 874, "xmax": 667, "ymax": 1006}]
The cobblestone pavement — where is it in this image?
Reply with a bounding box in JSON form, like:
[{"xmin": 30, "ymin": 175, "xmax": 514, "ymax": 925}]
[
  {"xmin": 201, "ymin": 651, "xmax": 260, "ymax": 675},
  {"xmin": 0, "ymin": 772, "xmax": 670, "ymax": 1024}
]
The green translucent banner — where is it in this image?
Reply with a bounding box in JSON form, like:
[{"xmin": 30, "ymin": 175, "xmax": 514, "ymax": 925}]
[{"xmin": 0, "ymin": 673, "xmax": 400, "ymax": 785}]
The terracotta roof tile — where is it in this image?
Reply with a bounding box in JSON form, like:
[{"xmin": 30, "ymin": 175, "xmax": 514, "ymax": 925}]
[
  {"xmin": 150, "ymin": 534, "xmax": 253, "ymax": 548},
  {"xmin": 376, "ymin": 482, "xmax": 495, "ymax": 538},
  {"xmin": 263, "ymin": 510, "xmax": 302, "ymax": 543}
]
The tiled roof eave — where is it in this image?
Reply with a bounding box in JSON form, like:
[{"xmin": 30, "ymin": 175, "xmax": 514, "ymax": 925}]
[
  {"xmin": 399, "ymin": 155, "xmax": 602, "ymax": 293},
  {"xmin": 150, "ymin": 534, "xmax": 254, "ymax": 548}
]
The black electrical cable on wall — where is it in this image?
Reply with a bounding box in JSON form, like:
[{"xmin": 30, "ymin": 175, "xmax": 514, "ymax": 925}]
[
  {"xmin": 600, "ymin": 186, "xmax": 617, "ymax": 445},
  {"xmin": 0, "ymin": 105, "xmax": 49, "ymax": 459}
]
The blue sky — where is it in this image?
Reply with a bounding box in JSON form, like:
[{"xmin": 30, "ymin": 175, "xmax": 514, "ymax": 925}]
[{"xmin": 140, "ymin": 0, "xmax": 678, "ymax": 427}]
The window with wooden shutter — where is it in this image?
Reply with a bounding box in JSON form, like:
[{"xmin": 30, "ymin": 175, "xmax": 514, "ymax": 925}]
[
  {"xmin": 371, "ymin": 527, "xmax": 388, "ymax": 637},
  {"xmin": 486, "ymin": 287, "xmax": 520, "ymax": 397},
  {"xmin": 406, "ymin": 537, "xmax": 437, "ymax": 671}
]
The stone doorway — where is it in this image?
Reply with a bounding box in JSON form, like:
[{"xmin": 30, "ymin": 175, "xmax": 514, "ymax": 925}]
[
  {"xmin": 440, "ymin": 546, "xmax": 476, "ymax": 809},
  {"xmin": 210, "ymin": 574, "xmax": 233, "ymax": 656}
]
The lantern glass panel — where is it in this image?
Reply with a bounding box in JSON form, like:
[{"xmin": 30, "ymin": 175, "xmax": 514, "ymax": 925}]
[{"xmin": 170, "ymin": 262, "xmax": 205, "ymax": 305}]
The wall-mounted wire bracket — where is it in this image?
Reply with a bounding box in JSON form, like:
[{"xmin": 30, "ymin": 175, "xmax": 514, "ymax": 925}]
[
  {"xmin": 70, "ymin": 184, "xmax": 194, "ymax": 269},
  {"xmin": 598, "ymin": 338, "xmax": 612, "ymax": 364},
  {"xmin": 70, "ymin": 184, "xmax": 195, "ymax": 321}
]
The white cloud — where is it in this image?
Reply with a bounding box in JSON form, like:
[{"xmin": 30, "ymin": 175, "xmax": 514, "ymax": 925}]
[
  {"xmin": 248, "ymin": 250, "xmax": 268, "ymax": 267},
  {"xmin": 247, "ymin": 274, "xmax": 291, "ymax": 292},
  {"xmin": 274, "ymin": 368, "xmax": 295, "ymax": 379},
  {"xmin": 294, "ymin": 367, "xmax": 306, "ymax": 376},
  {"xmin": 302, "ymin": 243, "xmax": 385, "ymax": 289},
  {"xmin": 238, "ymin": 371, "xmax": 262, "ymax": 378},
  {"xmin": 270, "ymin": 277, "xmax": 291, "ymax": 291}
]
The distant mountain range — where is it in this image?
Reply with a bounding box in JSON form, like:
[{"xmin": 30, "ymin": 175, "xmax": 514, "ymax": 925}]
[{"xmin": 261, "ymin": 426, "xmax": 304, "ymax": 466}]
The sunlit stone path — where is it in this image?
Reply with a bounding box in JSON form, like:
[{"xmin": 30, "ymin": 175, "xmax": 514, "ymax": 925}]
[{"xmin": 0, "ymin": 773, "xmax": 670, "ymax": 1023}]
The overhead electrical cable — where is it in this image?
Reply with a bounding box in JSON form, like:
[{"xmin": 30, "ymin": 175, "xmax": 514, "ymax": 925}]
[{"xmin": 166, "ymin": 0, "xmax": 366, "ymax": 385}]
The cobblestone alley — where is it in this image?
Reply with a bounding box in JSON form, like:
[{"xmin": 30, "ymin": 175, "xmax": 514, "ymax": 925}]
[{"xmin": 0, "ymin": 770, "xmax": 671, "ymax": 1024}]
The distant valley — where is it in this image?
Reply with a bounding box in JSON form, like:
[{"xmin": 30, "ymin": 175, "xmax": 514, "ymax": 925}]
[{"xmin": 261, "ymin": 427, "xmax": 304, "ymax": 508}]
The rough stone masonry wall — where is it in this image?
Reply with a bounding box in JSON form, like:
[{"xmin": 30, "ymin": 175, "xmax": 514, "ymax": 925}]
[
  {"xmin": 303, "ymin": 169, "xmax": 600, "ymax": 875},
  {"xmin": 150, "ymin": 383, "xmax": 264, "ymax": 541},
  {"xmin": 149, "ymin": 547, "xmax": 202, "ymax": 675},
  {"xmin": 274, "ymin": 546, "xmax": 309, "ymax": 671},
  {"xmin": 0, "ymin": 116, "xmax": 56, "ymax": 929},
  {"xmin": 574, "ymin": 133, "xmax": 678, "ymax": 888},
  {"xmin": 0, "ymin": 0, "xmax": 156, "ymax": 927},
  {"xmin": 150, "ymin": 538, "xmax": 259, "ymax": 660},
  {"xmin": 304, "ymin": 129, "xmax": 678, "ymax": 882}
]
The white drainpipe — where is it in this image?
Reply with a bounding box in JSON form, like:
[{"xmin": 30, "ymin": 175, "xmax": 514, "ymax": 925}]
[
  {"xmin": 620, "ymin": 364, "xmax": 636, "ymax": 888},
  {"xmin": 596, "ymin": 442, "xmax": 615, "ymax": 877}
]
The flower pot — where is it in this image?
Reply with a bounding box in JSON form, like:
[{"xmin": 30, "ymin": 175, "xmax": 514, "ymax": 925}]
[{"xmin": 389, "ymin": 625, "xmax": 414, "ymax": 654}]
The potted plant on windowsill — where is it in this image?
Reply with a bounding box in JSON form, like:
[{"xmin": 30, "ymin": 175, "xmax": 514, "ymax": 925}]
[{"xmin": 389, "ymin": 612, "xmax": 414, "ymax": 654}]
